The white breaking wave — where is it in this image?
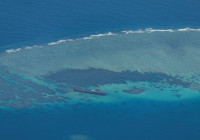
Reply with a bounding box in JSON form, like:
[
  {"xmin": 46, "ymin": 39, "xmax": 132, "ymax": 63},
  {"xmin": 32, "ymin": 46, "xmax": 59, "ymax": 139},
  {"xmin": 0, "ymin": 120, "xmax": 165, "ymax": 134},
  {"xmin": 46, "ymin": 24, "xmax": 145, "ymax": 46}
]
[
  {"xmin": 4, "ymin": 27, "xmax": 200, "ymax": 54},
  {"xmin": 25, "ymin": 45, "xmax": 43, "ymax": 50},
  {"xmin": 122, "ymin": 27, "xmax": 200, "ymax": 34},
  {"xmin": 1, "ymin": 27, "xmax": 200, "ymax": 78},
  {"xmin": 82, "ymin": 32, "xmax": 116, "ymax": 40},
  {"xmin": 6, "ymin": 48, "xmax": 22, "ymax": 53},
  {"xmin": 6, "ymin": 45, "xmax": 43, "ymax": 54},
  {"xmin": 177, "ymin": 27, "xmax": 200, "ymax": 32},
  {"xmin": 48, "ymin": 39, "xmax": 74, "ymax": 45},
  {"xmin": 48, "ymin": 32, "xmax": 116, "ymax": 46},
  {"xmin": 145, "ymin": 28, "xmax": 174, "ymax": 33},
  {"xmin": 4, "ymin": 32, "xmax": 117, "ymax": 54},
  {"xmin": 122, "ymin": 30, "xmax": 145, "ymax": 34}
]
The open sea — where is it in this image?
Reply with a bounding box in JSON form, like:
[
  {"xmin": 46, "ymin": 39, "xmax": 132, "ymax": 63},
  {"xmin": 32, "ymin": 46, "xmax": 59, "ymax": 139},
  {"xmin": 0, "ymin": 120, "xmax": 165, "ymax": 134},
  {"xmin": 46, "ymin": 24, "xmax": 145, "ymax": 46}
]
[{"xmin": 0, "ymin": 0, "xmax": 200, "ymax": 140}]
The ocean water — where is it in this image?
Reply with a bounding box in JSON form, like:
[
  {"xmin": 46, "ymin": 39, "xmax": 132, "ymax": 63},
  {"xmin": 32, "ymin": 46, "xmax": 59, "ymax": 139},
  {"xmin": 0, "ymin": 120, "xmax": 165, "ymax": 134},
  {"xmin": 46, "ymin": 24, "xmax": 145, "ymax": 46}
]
[
  {"xmin": 1, "ymin": 0, "xmax": 200, "ymax": 51},
  {"xmin": 0, "ymin": 0, "xmax": 200, "ymax": 140}
]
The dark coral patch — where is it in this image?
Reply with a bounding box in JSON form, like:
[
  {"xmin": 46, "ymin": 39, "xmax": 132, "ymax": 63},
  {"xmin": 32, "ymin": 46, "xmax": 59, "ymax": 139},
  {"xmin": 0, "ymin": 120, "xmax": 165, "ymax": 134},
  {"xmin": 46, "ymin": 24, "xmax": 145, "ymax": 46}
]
[
  {"xmin": 123, "ymin": 88, "xmax": 145, "ymax": 94},
  {"xmin": 43, "ymin": 68, "xmax": 190, "ymax": 87}
]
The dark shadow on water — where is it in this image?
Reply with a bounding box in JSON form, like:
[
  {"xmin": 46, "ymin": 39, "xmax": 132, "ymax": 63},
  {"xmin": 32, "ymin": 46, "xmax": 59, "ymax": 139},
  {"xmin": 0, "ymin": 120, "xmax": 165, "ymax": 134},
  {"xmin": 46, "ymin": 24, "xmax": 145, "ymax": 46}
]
[
  {"xmin": 43, "ymin": 68, "xmax": 191, "ymax": 88},
  {"xmin": 123, "ymin": 88, "xmax": 145, "ymax": 94}
]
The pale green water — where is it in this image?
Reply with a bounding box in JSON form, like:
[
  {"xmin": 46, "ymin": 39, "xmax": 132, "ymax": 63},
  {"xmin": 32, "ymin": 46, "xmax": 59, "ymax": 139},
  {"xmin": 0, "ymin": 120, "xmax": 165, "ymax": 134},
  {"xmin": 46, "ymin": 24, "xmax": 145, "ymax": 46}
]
[
  {"xmin": 0, "ymin": 29, "xmax": 200, "ymax": 108},
  {"xmin": 1, "ymin": 30, "xmax": 200, "ymax": 77}
]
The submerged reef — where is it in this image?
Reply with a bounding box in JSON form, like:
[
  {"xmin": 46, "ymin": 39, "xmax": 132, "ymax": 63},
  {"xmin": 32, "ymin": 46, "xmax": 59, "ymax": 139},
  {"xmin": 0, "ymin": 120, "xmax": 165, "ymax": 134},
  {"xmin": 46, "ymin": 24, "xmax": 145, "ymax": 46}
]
[
  {"xmin": 43, "ymin": 68, "xmax": 190, "ymax": 87},
  {"xmin": 123, "ymin": 88, "xmax": 145, "ymax": 94},
  {"xmin": 1, "ymin": 29, "xmax": 200, "ymax": 108},
  {"xmin": 0, "ymin": 67, "xmax": 200, "ymax": 109},
  {"xmin": 0, "ymin": 68, "xmax": 68, "ymax": 108}
]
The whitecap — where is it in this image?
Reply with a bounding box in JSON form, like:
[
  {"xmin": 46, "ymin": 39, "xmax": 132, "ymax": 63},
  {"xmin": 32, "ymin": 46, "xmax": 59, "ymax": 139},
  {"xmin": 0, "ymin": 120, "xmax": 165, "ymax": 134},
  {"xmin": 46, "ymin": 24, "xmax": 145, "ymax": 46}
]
[
  {"xmin": 145, "ymin": 28, "xmax": 174, "ymax": 33},
  {"xmin": 3, "ymin": 27, "xmax": 200, "ymax": 57},
  {"xmin": 122, "ymin": 30, "xmax": 144, "ymax": 34},
  {"xmin": 122, "ymin": 28, "xmax": 175, "ymax": 34},
  {"xmin": 48, "ymin": 39, "xmax": 74, "ymax": 46},
  {"xmin": 122, "ymin": 27, "xmax": 200, "ymax": 35},
  {"xmin": 6, "ymin": 48, "xmax": 22, "ymax": 53},
  {"xmin": 178, "ymin": 27, "xmax": 192, "ymax": 32},
  {"xmin": 82, "ymin": 32, "xmax": 117, "ymax": 40},
  {"xmin": 48, "ymin": 42, "xmax": 59, "ymax": 45},
  {"xmin": 177, "ymin": 27, "xmax": 200, "ymax": 32}
]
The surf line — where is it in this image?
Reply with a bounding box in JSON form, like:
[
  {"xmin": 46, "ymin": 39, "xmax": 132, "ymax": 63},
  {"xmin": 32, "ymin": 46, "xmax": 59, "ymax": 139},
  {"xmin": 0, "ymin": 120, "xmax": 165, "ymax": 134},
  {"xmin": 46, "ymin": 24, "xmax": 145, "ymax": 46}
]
[{"xmin": 5, "ymin": 27, "xmax": 200, "ymax": 54}]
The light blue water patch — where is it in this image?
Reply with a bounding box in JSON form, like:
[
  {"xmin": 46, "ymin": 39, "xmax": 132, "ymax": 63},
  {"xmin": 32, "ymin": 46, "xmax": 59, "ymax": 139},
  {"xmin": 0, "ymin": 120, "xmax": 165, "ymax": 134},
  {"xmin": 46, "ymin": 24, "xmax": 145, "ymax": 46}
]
[
  {"xmin": 1, "ymin": 0, "xmax": 200, "ymax": 139},
  {"xmin": 1, "ymin": 28, "xmax": 200, "ymax": 77},
  {"xmin": 0, "ymin": 29, "xmax": 200, "ymax": 108},
  {"xmin": 101, "ymin": 81, "xmax": 200, "ymax": 101}
]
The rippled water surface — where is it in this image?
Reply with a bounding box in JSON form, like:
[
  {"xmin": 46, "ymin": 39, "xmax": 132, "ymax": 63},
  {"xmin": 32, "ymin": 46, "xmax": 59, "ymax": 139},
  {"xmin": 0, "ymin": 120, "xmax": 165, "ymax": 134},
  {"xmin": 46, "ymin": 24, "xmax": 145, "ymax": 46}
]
[{"xmin": 0, "ymin": 0, "xmax": 200, "ymax": 140}]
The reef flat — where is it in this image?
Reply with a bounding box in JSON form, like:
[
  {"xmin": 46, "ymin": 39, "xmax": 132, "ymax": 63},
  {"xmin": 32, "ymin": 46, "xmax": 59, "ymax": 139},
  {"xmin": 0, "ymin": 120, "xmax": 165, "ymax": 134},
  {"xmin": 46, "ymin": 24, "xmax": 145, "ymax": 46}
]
[{"xmin": 0, "ymin": 29, "xmax": 200, "ymax": 108}]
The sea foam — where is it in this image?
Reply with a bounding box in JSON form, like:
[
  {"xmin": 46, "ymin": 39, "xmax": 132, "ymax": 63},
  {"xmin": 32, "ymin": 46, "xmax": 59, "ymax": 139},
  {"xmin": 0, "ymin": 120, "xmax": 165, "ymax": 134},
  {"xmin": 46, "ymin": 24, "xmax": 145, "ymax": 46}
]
[
  {"xmin": 6, "ymin": 48, "xmax": 22, "ymax": 53},
  {"xmin": 4, "ymin": 27, "xmax": 200, "ymax": 54},
  {"xmin": 122, "ymin": 27, "xmax": 200, "ymax": 34},
  {"xmin": 2, "ymin": 27, "xmax": 200, "ymax": 80},
  {"xmin": 1, "ymin": 27, "xmax": 200, "ymax": 78}
]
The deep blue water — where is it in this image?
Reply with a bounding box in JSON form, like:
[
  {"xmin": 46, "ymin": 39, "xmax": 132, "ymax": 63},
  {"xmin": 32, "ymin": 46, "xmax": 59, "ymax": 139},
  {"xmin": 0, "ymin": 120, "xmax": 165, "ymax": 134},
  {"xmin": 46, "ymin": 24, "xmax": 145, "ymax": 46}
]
[
  {"xmin": 1, "ymin": 99, "xmax": 200, "ymax": 140},
  {"xmin": 1, "ymin": 0, "xmax": 200, "ymax": 140},
  {"xmin": 0, "ymin": 0, "xmax": 200, "ymax": 51}
]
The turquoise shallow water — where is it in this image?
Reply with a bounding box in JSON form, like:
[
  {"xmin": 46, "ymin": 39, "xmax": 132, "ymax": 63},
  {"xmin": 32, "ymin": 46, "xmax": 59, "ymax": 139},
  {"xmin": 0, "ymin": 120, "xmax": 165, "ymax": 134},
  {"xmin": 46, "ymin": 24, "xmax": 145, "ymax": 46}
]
[
  {"xmin": 0, "ymin": 31, "xmax": 200, "ymax": 140},
  {"xmin": 0, "ymin": 29, "xmax": 200, "ymax": 140},
  {"xmin": 1, "ymin": 0, "xmax": 200, "ymax": 139},
  {"xmin": 1, "ymin": 29, "xmax": 200, "ymax": 108}
]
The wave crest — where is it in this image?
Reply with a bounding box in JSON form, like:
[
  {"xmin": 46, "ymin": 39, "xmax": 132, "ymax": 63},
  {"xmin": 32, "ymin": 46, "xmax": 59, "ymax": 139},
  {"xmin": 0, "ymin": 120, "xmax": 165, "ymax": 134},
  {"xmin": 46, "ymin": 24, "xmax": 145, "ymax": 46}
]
[{"xmin": 4, "ymin": 27, "xmax": 200, "ymax": 54}]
